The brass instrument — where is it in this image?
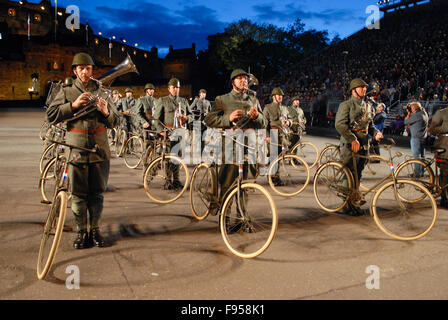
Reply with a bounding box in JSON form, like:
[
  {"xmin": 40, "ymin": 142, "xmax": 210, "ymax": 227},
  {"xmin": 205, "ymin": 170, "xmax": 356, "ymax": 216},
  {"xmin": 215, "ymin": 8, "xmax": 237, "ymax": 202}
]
[
  {"xmin": 174, "ymin": 102, "xmax": 187, "ymax": 129},
  {"xmin": 67, "ymin": 53, "xmax": 139, "ymax": 121},
  {"xmin": 233, "ymin": 73, "xmax": 259, "ymax": 129}
]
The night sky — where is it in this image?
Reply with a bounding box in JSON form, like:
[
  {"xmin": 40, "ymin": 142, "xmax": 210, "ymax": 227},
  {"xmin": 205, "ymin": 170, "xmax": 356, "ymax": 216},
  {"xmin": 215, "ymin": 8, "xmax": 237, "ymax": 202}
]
[{"xmin": 19, "ymin": 0, "xmax": 383, "ymax": 56}]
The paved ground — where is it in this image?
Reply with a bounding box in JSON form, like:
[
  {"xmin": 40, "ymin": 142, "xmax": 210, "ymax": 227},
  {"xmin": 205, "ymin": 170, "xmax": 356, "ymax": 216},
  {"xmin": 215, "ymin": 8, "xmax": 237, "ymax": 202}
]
[{"xmin": 1, "ymin": 110, "xmax": 448, "ymax": 302}]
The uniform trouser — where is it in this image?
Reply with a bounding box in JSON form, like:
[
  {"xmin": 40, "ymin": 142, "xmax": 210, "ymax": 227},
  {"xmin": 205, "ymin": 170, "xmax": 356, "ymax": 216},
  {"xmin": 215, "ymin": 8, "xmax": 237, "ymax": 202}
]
[
  {"xmin": 340, "ymin": 143, "xmax": 368, "ymax": 207},
  {"xmin": 219, "ymin": 164, "xmax": 259, "ymax": 200},
  {"xmin": 69, "ymin": 160, "xmax": 110, "ymax": 231},
  {"xmin": 165, "ymin": 140, "xmax": 180, "ymax": 182}
]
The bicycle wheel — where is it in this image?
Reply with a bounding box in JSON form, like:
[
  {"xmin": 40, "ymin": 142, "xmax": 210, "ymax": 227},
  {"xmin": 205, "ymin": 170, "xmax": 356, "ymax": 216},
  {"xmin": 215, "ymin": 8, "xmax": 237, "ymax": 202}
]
[
  {"xmin": 371, "ymin": 179, "xmax": 437, "ymax": 241},
  {"xmin": 40, "ymin": 156, "xmax": 65, "ymax": 204},
  {"xmin": 190, "ymin": 163, "xmax": 217, "ymax": 220},
  {"xmin": 314, "ymin": 161, "xmax": 353, "ymax": 213},
  {"xmin": 37, "ymin": 191, "xmax": 68, "ymax": 280},
  {"xmin": 39, "ymin": 143, "xmax": 56, "ymax": 174},
  {"xmin": 394, "ymin": 158, "xmax": 434, "ymax": 187},
  {"xmin": 123, "ymin": 135, "xmax": 144, "ymax": 169},
  {"xmin": 143, "ymin": 155, "xmax": 189, "ymax": 204},
  {"xmin": 220, "ymin": 183, "xmax": 278, "ymax": 258},
  {"xmin": 318, "ymin": 144, "xmax": 341, "ymax": 166},
  {"xmin": 359, "ymin": 155, "xmax": 390, "ymax": 193},
  {"xmin": 115, "ymin": 129, "xmax": 127, "ymax": 156},
  {"xmin": 108, "ymin": 128, "xmax": 117, "ymax": 150},
  {"xmin": 267, "ymin": 154, "xmax": 310, "ymax": 197},
  {"xmin": 291, "ymin": 141, "xmax": 319, "ymax": 169}
]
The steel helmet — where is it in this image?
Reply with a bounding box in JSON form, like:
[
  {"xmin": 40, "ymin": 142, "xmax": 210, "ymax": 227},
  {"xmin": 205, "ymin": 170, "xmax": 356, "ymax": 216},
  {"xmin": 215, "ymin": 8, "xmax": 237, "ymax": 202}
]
[{"xmin": 71, "ymin": 52, "xmax": 95, "ymax": 69}]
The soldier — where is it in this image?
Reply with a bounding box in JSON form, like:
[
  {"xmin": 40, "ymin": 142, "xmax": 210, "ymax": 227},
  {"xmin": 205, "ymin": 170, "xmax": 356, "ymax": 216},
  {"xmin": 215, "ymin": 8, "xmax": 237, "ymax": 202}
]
[
  {"xmin": 287, "ymin": 96, "xmax": 306, "ymax": 148},
  {"xmin": 335, "ymin": 78, "xmax": 383, "ymax": 216},
  {"xmin": 263, "ymin": 87, "xmax": 293, "ymax": 185},
  {"xmin": 136, "ymin": 83, "xmax": 157, "ymax": 131},
  {"xmin": 117, "ymin": 87, "xmax": 137, "ymax": 134},
  {"xmin": 112, "ymin": 89, "xmax": 121, "ymax": 105},
  {"xmin": 428, "ymin": 107, "xmax": 448, "ymax": 208},
  {"xmin": 204, "ymin": 68, "xmax": 266, "ymax": 206},
  {"xmin": 189, "ymin": 89, "xmax": 211, "ymax": 125},
  {"xmin": 153, "ymin": 78, "xmax": 191, "ymax": 189},
  {"xmin": 46, "ymin": 52, "xmax": 118, "ymax": 249}
]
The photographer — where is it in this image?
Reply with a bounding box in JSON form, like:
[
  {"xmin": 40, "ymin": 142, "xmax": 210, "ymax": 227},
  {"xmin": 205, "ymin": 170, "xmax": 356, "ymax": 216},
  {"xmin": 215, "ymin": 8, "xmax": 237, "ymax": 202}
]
[{"xmin": 404, "ymin": 102, "xmax": 429, "ymax": 177}]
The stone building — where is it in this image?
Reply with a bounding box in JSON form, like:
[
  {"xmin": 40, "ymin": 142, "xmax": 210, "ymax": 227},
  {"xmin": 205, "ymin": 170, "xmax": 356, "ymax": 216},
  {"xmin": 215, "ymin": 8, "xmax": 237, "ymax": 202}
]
[{"xmin": 0, "ymin": 0, "xmax": 195, "ymax": 103}]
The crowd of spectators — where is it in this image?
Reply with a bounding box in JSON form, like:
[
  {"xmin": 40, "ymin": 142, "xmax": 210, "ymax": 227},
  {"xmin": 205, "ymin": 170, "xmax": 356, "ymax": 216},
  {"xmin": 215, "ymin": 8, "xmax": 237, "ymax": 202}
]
[{"xmin": 259, "ymin": 0, "xmax": 448, "ymax": 120}]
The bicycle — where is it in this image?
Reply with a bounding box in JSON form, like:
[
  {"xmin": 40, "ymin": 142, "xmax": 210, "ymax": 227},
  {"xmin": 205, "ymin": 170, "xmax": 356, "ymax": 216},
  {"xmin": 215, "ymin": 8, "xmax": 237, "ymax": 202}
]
[
  {"xmin": 394, "ymin": 147, "xmax": 448, "ymax": 202},
  {"xmin": 37, "ymin": 140, "xmax": 98, "ymax": 280},
  {"xmin": 317, "ymin": 142, "xmax": 399, "ymax": 192},
  {"xmin": 189, "ymin": 129, "xmax": 278, "ymax": 258},
  {"xmin": 39, "ymin": 125, "xmax": 66, "ymax": 174},
  {"xmin": 313, "ymin": 138, "xmax": 437, "ymax": 241},
  {"xmin": 265, "ymin": 139, "xmax": 311, "ymax": 197},
  {"xmin": 142, "ymin": 123, "xmax": 189, "ymax": 204}
]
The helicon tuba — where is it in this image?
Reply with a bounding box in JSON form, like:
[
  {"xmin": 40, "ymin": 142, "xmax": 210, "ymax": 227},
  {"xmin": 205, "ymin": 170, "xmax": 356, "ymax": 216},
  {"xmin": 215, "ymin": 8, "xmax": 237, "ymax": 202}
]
[
  {"xmin": 68, "ymin": 53, "xmax": 139, "ymax": 121},
  {"xmin": 174, "ymin": 101, "xmax": 187, "ymax": 129}
]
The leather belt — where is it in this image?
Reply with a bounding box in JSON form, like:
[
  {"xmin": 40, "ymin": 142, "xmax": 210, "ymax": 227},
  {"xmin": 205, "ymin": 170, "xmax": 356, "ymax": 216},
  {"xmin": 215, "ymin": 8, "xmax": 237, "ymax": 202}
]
[
  {"xmin": 164, "ymin": 124, "xmax": 174, "ymax": 128},
  {"xmin": 145, "ymin": 114, "xmax": 152, "ymax": 117},
  {"xmin": 270, "ymin": 126, "xmax": 282, "ymax": 130},
  {"xmin": 68, "ymin": 127, "xmax": 107, "ymax": 134},
  {"xmin": 352, "ymin": 129, "xmax": 367, "ymax": 133}
]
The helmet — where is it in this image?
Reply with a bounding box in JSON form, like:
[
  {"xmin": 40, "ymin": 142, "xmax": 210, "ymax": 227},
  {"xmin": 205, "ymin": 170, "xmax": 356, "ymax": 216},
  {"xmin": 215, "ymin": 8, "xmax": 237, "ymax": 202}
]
[
  {"xmin": 271, "ymin": 87, "xmax": 284, "ymax": 96},
  {"xmin": 168, "ymin": 78, "xmax": 180, "ymax": 87},
  {"xmin": 64, "ymin": 77, "xmax": 73, "ymax": 86},
  {"xmin": 199, "ymin": 89, "xmax": 207, "ymax": 94},
  {"xmin": 112, "ymin": 90, "xmax": 119, "ymax": 94},
  {"xmin": 71, "ymin": 52, "xmax": 94, "ymax": 69},
  {"xmin": 230, "ymin": 69, "xmax": 249, "ymax": 81},
  {"xmin": 125, "ymin": 87, "xmax": 133, "ymax": 93},
  {"xmin": 349, "ymin": 78, "xmax": 368, "ymax": 91},
  {"xmin": 290, "ymin": 96, "xmax": 300, "ymax": 103},
  {"xmin": 144, "ymin": 83, "xmax": 155, "ymax": 90}
]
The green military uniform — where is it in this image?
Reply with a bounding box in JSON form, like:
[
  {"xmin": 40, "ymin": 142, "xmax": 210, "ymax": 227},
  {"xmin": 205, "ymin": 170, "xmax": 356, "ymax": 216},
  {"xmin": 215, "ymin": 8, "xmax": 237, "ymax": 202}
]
[
  {"xmin": 204, "ymin": 87, "xmax": 267, "ymax": 199},
  {"xmin": 153, "ymin": 79, "xmax": 191, "ymax": 186},
  {"xmin": 117, "ymin": 88, "xmax": 137, "ymax": 132},
  {"xmin": 46, "ymin": 77, "xmax": 118, "ymax": 233},
  {"xmin": 428, "ymin": 107, "xmax": 448, "ymax": 207},
  {"xmin": 335, "ymin": 95, "xmax": 379, "ymax": 188},
  {"xmin": 136, "ymin": 94, "xmax": 158, "ymax": 130}
]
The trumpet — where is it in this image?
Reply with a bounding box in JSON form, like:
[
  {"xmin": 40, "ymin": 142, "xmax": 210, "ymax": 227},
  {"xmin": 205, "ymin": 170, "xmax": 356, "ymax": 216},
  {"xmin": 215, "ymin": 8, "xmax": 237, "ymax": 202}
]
[
  {"xmin": 233, "ymin": 73, "xmax": 259, "ymax": 129},
  {"xmin": 174, "ymin": 102, "xmax": 187, "ymax": 129},
  {"xmin": 67, "ymin": 53, "xmax": 139, "ymax": 121}
]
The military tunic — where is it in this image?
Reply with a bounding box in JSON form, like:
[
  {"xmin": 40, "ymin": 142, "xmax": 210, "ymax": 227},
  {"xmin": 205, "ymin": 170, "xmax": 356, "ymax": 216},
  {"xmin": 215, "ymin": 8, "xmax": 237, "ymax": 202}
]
[
  {"xmin": 204, "ymin": 90, "xmax": 267, "ymax": 198},
  {"xmin": 46, "ymin": 78, "xmax": 118, "ymax": 231},
  {"xmin": 136, "ymin": 96, "xmax": 157, "ymax": 128},
  {"xmin": 288, "ymin": 105, "xmax": 306, "ymax": 147},
  {"xmin": 117, "ymin": 96, "xmax": 137, "ymax": 132},
  {"xmin": 335, "ymin": 96, "xmax": 379, "ymax": 187}
]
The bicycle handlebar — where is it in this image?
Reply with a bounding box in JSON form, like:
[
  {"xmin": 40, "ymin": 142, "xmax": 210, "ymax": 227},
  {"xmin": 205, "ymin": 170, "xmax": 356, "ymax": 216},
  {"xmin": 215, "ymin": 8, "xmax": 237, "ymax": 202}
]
[{"xmin": 47, "ymin": 139, "xmax": 98, "ymax": 154}]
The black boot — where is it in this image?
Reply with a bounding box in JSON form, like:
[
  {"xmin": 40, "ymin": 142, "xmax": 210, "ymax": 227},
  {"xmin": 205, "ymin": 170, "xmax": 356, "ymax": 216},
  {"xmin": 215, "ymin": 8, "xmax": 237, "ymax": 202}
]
[
  {"xmin": 73, "ymin": 230, "xmax": 90, "ymax": 249},
  {"xmin": 90, "ymin": 228, "xmax": 106, "ymax": 247}
]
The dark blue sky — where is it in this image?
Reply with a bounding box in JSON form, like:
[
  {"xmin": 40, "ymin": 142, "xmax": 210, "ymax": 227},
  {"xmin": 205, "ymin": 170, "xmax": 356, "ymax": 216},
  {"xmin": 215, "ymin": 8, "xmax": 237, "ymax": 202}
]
[{"xmin": 26, "ymin": 0, "xmax": 383, "ymax": 57}]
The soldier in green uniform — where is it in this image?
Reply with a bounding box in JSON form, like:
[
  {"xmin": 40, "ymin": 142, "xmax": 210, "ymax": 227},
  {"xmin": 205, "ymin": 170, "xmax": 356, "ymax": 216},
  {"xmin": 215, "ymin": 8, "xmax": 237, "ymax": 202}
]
[
  {"xmin": 153, "ymin": 78, "xmax": 191, "ymax": 189},
  {"xmin": 46, "ymin": 52, "xmax": 118, "ymax": 249},
  {"xmin": 189, "ymin": 89, "xmax": 211, "ymax": 125},
  {"xmin": 136, "ymin": 83, "xmax": 157, "ymax": 131},
  {"xmin": 288, "ymin": 96, "xmax": 306, "ymax": 147},
  {"xmin": 263, "ymin": 87, "xmax": 293, "ymax": 185},
  {"xmin": 428, "ymin": 107, "xmax": 448, "ymax": 208},
  {"xmin": 204, "ymin": 69, "xmax": 267, "ymax": 204},
  {"xmin": 335, "ymin": 78, "xmax": 383, "ymax": 215},
  {"xmin": 117, "ymin": 87, "xmax": 137, "ymax": 134}
]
